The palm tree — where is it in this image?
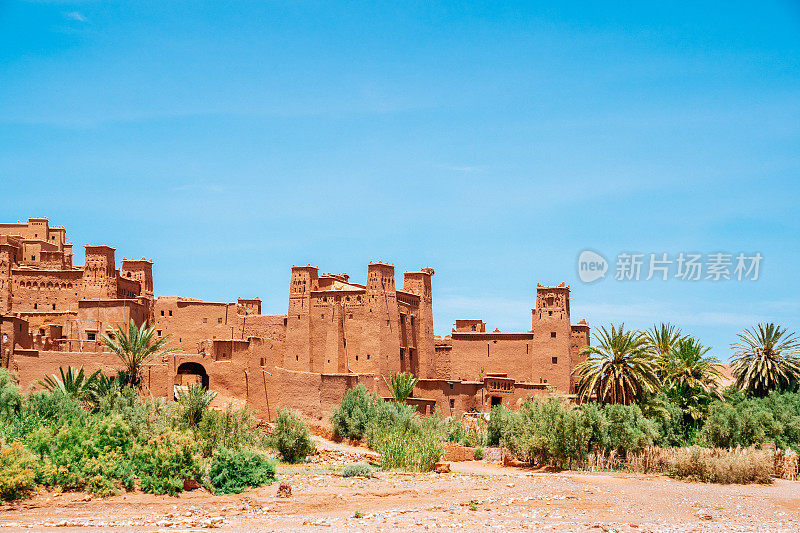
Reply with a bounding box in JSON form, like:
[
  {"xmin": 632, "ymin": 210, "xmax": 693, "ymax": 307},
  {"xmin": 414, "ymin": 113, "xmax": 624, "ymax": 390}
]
[
  {"xmin": 662, "ymin": 337, "xmax": 723, "ymax": 395},
  {"xmin": 384, "ymin": 372, "xmax": 419, "ymax": 404},
  {"xmin": 644, "ymin": 323, "xmax": 686, "ymax": 366},
  {"xmin": 38, "ymin": 366, "xmax": 102, "ymax": 403},
  {"xmin": 176, "ymin": 384, "xmax": 217, "ymax": 427},
  {"xmin": 574, "ymin": 324, "xmax": 661, "ymax": 405},
  {"xmin": 101, "ymin": 319, "xmax": 175, "ymax": 388},
  {"xmin": 731, "ymin": 323, "xmax": 800, "ymax": 396},
  {"xmin": 661, "ymin": 337, "xmax": 724, "ymax": 425}
]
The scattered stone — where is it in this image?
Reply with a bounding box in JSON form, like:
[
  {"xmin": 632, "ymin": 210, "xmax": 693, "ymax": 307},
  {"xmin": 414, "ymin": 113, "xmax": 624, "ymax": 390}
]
[
  {"xmin": 435, "ymin": 462, "xmax": 451, "ymax": 474},
  {"xmin": 277, "ymin": 482, "xmax": 292, "ymax": 498},
  {"xmin": 184, "ymin": 478, "xmax": 203, "ymax": 491}
]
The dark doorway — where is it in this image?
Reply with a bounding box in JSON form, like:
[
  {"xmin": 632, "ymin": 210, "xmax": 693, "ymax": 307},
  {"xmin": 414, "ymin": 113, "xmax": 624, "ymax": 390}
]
[
  {"xmin": 491, "ymin": 396, "xmax": 502, "ymax": 407},
  {"xmin": 176, "ymin": 362, "xmax": 209, "ymax": 390}
]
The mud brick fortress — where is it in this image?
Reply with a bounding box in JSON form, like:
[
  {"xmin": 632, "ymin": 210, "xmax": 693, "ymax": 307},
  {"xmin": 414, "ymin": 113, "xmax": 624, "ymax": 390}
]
[{"xmin": 1, "ymin": 218, "xmax": 590, "ymax": 420}]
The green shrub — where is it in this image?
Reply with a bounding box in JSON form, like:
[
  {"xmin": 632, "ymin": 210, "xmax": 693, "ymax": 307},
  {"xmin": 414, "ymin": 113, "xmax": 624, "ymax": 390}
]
[
  {"xmin": 487, "ymin": 405, "xmax": 514, "ymax": 446},
  {"xmin": 35, "ymin": 414, "xmax": 135, "ymax": 495},
  {"xmin": 196, "ymin": 403, "xmax": 263, "ymax": 456},
  {"xmin": 384, "ymin": 372, "xmax": 419, "ymax": 403},
  {"xmin": 270, "ymin": 409, "xmax": 315, "ymax": 463},
  {"xmin": 501, "ymin": 398, "xmax": 589, "ymax": 467},
  {"xmin": 330, "ymin": 385, "xmax": 379, "ymax": 440},
  {"xmin": 134, "ymin": 431, "xmax": 202, "ymax": 495},
  {"xmin": 603, "ymin": 403, "xmax": 658, "ymax": 456},
  {"xmin": 0, "ymin": 369, "xmax": 22, "ymax": 417},
  {"xmin": 208, "ymin": 447, "xmax": 276, "ymax": 494},
  {"xmin": 473, "ymin": 446, "xmax": 484, "ymax": 460},
  {"xmin": 363, "ymin": 400, "xmax": 416, "ymax": 448},
  {"xmin": 176, "ymin": 385, "xmax": 217, "ymax": 427},
  {"xmin": 703, "ymin": 392, "xmax": 800, "ymax": 451},
  {"xmin": 445, "ymin": 417, "xmax": 465, "ymax": 443},
  {"xmin": 0, "ymin": 441, "xmax": 37, "ymax": 501},
  {"xmin": 373, "ymin": 423, "xmax": 443, "ymax": 471},
  {"xmin": 342, "ymin": 462, "xmax": 374, "ymax": 478}
]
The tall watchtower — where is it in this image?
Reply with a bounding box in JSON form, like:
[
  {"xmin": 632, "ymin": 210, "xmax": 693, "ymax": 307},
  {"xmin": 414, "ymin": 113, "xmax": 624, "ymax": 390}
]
[
  {"xmin": 530, "ymin": 283, "xmax": 574, "ymax": 391},
  {"xmin": 0, "ymin": 243, "xmax": 15, "ymax": 313},
  {"xmin": 121, "ymin": 258, "xmax": 154, "ymax": 300},
  {"xmin": 80, "ymin": 245, "xmax": 118, "ymax": 300},
  {"xmin": 403, "ymin": 267, "xmax": 435, "ymax": 378},
  {"xmin": 285, "ymin": 265, "xmax": 318, "ymax": 371},
  {"xmin": 365, "ymin": 262, "xmax": 401, "ymax": 378}
]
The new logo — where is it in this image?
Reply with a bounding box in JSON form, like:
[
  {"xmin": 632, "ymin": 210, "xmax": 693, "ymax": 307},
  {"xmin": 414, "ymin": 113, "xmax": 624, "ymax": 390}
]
[{"xmin": 578, "ymin": 250, "xmax": 608, "ymax": 283}]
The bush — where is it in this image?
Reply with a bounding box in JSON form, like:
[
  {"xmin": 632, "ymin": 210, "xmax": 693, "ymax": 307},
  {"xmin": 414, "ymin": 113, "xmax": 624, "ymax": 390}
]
[
  {"xmin": 363, "ymin": 399, "xmax": 416, "ymax": 448},
  {"xmin": 373, "ymin": 423, "xmax": 443, "ymax": 471},
  {"xmin": 330, "ymin": 385, "xmax": 378, "ymax": 440},
  {"xmin": 499, "ymin": 398, "xmax": 658, "ymax": 468},
  {"xmin": 196, "ymin": 403, "xmax": 264, "ymax": 456},
  {"xmin": 0, "ymin": 441, "xmax": 37, "ymax": 501},
  {"xmin": 487, "ymin": 405, "xmax": 514, "ymax": 446},
  {"xmin": 176, "ymin": 385, "xmax": 217, "ymax": 427},
  {"xmin": 133, "ymin": 431, "xmax": 202, "ymax": 495},
  {"xmin": 207, "ymin": 448, "xmax": 276, "ymax": 494},
  {"xmin": 603, "ymin": 404, "xmax": 658, "ymax": 456},
  {"xmin": 34, "ymin": 414, "xmax": 135, "ymax": 496},
  {"xmin": 665, "ymin": 446, "xmax": 773, "ymax": 484},
  {"xmin": 473, "ymin": 446, "xmax": 484, "ymax": 460},
  {"xmin": 0, "ymin": 369, "xmax": 22, "ymax": 417},
  {"xmin": 270, "ymin": 409, "xmax": 315, "ymax": 463},
  {"xmin": 342, "ymin": 462, "xmax": 374, "ymax": 478}
]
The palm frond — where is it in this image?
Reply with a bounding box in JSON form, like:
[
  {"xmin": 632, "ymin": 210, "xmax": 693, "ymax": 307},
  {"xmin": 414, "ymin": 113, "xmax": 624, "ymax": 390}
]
[
  {"xmin": 574, "ymin": 323, "xmax": 661, "ymax": 405},
  {"xmin": 101, "ymin": 319, "xmax": 176, "ymax": 387}
]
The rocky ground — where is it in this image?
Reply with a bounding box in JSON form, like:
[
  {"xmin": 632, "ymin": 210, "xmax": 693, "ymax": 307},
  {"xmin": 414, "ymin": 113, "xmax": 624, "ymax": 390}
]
[{"xmin": 1, "ymin": 439, "xmax": 798, "ymax": 532}]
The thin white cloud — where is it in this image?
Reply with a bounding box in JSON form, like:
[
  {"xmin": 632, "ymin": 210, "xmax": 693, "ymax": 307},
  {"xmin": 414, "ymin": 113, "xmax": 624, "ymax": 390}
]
[
  {"xmin": 64, "ymin": 11, "xmax": 87, "ymax": 22},
  {"xmin": 440, "ymin": 165, "xmax": 487, "ymax": 173}
]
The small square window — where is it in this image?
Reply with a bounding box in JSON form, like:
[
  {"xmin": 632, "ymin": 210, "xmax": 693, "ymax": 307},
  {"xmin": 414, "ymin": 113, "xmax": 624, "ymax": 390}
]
[
  {"xmin": 218, "ymin": 317, "xmax": 223, "ymax": 323},
  {"xmin": 552, "ymin": 356, "xmax": 558, "ymax": 364},
  {"xmin": 355, "ymin": 355, "xmax": 359, "ymax": 361},
  {"xmin": 449, "ymin": 398, "xmax": 455, "ymax": 409},
  {"xmin": 52, "ymin": 303, "xmax": 56, "ymax": 310},
  {"xmin": 203, "ymin": 318, "xmax": 208, "ymax": 323},
  {"xmin": 168, "ymin": 310, "xmax": 173, "ymax": 316},
  {"xmin": 551, "ymin": 332, "xmax": 556, "ymax": 338},
  {"xmin": 157, "ymin": 330, "xmax": 162, "ymax": 336},
  {"xmin": 160, "ymin": 310, "xmax": 165, "ymax": 316},
  {"xmin": 367, "ymin": 354, "xmax": 370, "ymax": 360},
  {"xmin": 87, "ymin": 332, "xmax": 96, "ymax": 341}
]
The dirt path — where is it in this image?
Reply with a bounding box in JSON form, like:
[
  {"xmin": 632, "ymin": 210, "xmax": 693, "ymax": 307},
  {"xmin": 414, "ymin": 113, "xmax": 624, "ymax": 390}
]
[{"xmin": 1, "ymin": 442, "xmax": 798, "ymax": 532}]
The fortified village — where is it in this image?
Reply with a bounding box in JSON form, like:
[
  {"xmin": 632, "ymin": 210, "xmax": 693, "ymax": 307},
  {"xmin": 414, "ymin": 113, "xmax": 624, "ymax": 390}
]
[{"xmin": 0, "ymin": 217, "xmax": 590, "ymax": 421}]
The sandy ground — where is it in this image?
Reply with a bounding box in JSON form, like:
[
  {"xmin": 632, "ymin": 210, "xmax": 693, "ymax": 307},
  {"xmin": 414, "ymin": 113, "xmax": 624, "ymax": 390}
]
[{"xmin": 1, "ymin": 440, "xmax": 798, "ymax": 532}]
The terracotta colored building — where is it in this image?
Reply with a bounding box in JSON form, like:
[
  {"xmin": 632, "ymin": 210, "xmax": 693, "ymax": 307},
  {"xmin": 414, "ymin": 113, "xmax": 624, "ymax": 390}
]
[{"xmin": 1, "ymin": 218, "xmax": 590, "ymax": 420}]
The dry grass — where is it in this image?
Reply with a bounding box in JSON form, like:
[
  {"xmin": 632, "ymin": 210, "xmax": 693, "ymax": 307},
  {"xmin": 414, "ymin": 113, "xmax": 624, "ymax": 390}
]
[
  {"xmin": 587, "ymin": 446, "xmax": 799, "ymax": 484},
  {"xmin": 662, "ymin": 447, "xmax": 773, "ymax": 484}
]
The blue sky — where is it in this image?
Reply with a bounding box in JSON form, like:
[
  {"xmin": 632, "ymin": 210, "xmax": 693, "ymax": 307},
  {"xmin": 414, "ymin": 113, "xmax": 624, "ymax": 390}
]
[{"xmin": 1, "ymin": 1, "xmax": 799, "ymax": 359}]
